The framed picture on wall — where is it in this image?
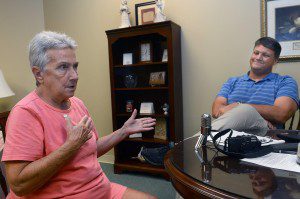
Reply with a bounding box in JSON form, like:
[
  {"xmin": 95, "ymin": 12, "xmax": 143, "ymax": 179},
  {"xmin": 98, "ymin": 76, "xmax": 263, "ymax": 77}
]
[
  {"xmin": 135, "ymin": 1, "xmax": 157, "ymax": 26},
  {"xmin": 261, "ymin": 0, "xmax": 300, "ymax": 61}
]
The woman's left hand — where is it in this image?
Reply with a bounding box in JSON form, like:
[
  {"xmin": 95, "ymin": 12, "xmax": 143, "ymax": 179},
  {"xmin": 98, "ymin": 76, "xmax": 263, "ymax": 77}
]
[{"xmin": 121, "ymin": 109, "xmax": 156, "ymax": 136}]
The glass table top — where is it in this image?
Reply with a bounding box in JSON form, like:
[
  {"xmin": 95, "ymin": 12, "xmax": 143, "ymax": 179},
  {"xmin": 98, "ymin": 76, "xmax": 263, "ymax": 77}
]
[{"xmin": 170, "ymin": 137, "xmax": 300, "ymax": 199}]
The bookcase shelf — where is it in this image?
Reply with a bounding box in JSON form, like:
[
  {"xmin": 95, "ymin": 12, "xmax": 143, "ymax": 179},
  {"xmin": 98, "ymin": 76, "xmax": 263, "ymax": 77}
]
[
  {"xmin": 114, "ymin": 160, "xmax": 167, "ymax": 178},
  {"xmin": 106, "ymin": 21, "xmax": 182, "ymax": 178},
  {"xmin": 114, "ymin": 87, "xmax": 168, "ymax": 91},
  {"xmin": 124, "ymin": 137, "xmax": 169, "ymax": 144},
  {"xmin": 113, "ymin": 61, "xmax": 168, "ymax": 68},
  {"xmin": 116, "ymin": 113, "xmax": 168, "ymax": 118}
]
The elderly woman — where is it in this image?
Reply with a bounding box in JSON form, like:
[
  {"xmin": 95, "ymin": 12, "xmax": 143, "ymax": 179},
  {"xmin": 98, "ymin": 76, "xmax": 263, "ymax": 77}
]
[{"xmin": 2, "ymin": 31, "xmax": 156, "ymax": 199}]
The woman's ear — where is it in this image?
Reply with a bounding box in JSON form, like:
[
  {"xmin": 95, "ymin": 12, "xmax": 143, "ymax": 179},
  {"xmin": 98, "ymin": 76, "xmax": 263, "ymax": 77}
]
[{"xmin": 32, "ymin": 66, "xmax": 44, "ymax": 85}]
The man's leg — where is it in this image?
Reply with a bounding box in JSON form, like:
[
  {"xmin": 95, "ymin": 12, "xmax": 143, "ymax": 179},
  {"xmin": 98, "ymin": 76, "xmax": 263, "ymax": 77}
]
[{"xmin": 212, "ymin": 104, "xmax": 269, "ymax": 136}]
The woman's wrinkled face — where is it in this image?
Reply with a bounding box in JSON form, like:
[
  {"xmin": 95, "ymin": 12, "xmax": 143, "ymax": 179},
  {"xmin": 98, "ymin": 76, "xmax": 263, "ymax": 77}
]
[{"xmin": 41, "ymin": 48, "xmax": 79, "ymax": 102}]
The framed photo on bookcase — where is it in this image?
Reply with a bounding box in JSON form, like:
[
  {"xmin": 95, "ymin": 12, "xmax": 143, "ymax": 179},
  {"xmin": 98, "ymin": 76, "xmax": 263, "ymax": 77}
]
[
  {"xmin": 135, "ymin": 1, "xmax": 157, "ymax": 26},
  {"xmin": 149, "ymin": 71, "xmax": 166, "ymax": 86},
  {"xmin": 154, "ymin": 118, "xmax": 167, "ymax": 140},
  {"xmin": 139, "ymin": 42, "xmax": 152, "ymax": 62}
]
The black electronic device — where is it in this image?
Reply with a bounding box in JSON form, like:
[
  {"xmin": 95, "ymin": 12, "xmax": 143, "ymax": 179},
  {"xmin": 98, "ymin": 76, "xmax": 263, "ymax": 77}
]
[
  {"xmin": 212, "ymin": 129, "xmax": 273, "ymax": 159},
  {"xmin": 271, "ymin": 143, "xmax": 298, "ymax": 153},
  {"xmin": 276, "ymin": 131, "xmax": 300, "ymax": 143},
  {"xmin": 226, "ymin": 135, "xmax": 261, "ymax": 153}
]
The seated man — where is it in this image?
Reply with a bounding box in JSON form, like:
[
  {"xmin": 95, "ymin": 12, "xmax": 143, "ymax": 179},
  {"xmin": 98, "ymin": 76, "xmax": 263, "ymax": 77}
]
[{"xmin": 212, "ymin": 37, "xmax": 299, "ymax": 136}]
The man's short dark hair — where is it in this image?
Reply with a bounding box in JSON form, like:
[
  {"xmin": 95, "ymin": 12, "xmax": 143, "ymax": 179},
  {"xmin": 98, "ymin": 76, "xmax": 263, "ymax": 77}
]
[{"xmin": 255, "ymin": 37, "xmax": 281, "ymax": 60}]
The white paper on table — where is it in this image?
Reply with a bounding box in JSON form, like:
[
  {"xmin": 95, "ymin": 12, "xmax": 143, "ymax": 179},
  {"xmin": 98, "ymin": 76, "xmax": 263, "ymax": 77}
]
[
  {"xmin": 242, "ymin": 152, "xmax": 300, "ymax": 173},
  {"xmin": 207, "ymin": 130, "xmax": 285, "ymax": 146}
]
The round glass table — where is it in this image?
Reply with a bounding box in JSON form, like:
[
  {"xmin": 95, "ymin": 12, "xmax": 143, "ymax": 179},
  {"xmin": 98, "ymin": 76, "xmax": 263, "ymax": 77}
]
[{"xmin": 164, "ymin": 136, "xmax": 300, "ymax": 199}]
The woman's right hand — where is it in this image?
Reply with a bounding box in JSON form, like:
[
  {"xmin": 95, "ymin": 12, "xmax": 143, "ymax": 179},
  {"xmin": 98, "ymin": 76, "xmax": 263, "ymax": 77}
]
[{"xmin": 65, "ymin": 115, "xmax": 93, "ymax": 150}]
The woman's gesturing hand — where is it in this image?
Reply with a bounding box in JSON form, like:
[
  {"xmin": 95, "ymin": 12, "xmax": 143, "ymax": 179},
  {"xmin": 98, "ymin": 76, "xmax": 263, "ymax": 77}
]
[
  {"xmin": 121, "ymin": 109, "xmax": 156, "ymax": 136},
  {"xmin": 65, "ymin": 115, "xmax": 93, "ymax": 150}
]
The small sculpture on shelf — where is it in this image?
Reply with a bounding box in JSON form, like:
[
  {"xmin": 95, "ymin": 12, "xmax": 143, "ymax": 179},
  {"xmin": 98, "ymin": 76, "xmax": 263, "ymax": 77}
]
[
  {"xmin": 162, "ymin": 103, "xmax": 169, "ymax": 116},
  {"xmin": 124, "ymin": 73, "xmax": 137, "ymax": 88},
  {"xmin": 119, "ymin": 0, "xmax": 131, "ymax": 28},
  {"xmin": 154, "ymin": 0, "xmax": 167, "ymax": 23},
  {"xmin": 126, "ymin": 100, "xmax": 134, "ymax": 113}
]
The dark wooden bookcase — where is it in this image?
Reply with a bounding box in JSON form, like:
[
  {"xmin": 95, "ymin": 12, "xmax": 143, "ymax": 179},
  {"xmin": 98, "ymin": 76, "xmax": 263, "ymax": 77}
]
[{"xmin": 106, "ymin": 21, "xmax": 182, "ymax": 177}]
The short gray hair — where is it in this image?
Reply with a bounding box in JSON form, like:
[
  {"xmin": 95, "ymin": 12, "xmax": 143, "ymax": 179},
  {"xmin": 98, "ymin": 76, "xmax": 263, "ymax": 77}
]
[{"xmin": 29, "ymin": 31, "xmax": 77, "ymax": 71}]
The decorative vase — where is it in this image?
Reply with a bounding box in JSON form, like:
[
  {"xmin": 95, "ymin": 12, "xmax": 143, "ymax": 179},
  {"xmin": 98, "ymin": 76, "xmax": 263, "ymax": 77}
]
[{"xmin": 124, "ymin": 74, "xmax": 137, "ymax": 88}]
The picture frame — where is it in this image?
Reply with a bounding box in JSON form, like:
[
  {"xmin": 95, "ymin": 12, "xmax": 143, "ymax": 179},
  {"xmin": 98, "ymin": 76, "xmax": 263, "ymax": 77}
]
[
  {"xmin": 135, "ymin": 1, "xmax": 157, "ymax": 26},
  {"xmin": 140, "ymin": 102, "xmax": 155, "ymax": 115},
  {"xmin": 123, "ymin": 53, "xmax": 133, "ymax": 65},
  {"xmin": 261, "ymin": 0, "xmax": 300, "ymax": 61},
  {"xmin": 149, "ymin": 71, "xmax": 166, "ymax": 86},
  {"xmin": 139, "ymin": 42, "xmax": 152, "ymax": 62},
  {"xmin": 154, "ymin": 118, "xmax": 167, "ymax": 140},
  {"xmin": 162, "ymin": 49, "xmax": 168, "ymax": 62}
]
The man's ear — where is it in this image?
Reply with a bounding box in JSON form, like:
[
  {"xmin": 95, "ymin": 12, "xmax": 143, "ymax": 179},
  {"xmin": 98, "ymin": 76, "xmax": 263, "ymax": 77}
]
[{"xmin": 32, "ymin": 66, "xmax": 44, "ymax": 85}]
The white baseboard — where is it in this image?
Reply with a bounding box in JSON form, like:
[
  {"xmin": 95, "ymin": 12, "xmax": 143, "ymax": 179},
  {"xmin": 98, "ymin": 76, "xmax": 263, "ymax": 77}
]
[{"xmin": 97, "ymin": 154, "xmax": 114, "ymax": 164}]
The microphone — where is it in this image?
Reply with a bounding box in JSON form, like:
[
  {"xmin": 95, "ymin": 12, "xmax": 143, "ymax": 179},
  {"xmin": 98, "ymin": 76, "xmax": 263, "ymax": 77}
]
[
  {"xmin": 195, "ymin": 114, "xmax": 212, "ymax": 182},
  {"xmin": 195, "ymin": 113, "xmax": 211, "ymax": 150}
]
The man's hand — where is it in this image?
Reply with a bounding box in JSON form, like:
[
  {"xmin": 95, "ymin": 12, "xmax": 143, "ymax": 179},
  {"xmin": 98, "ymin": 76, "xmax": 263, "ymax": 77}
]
[
  {"xmin": 212, "ymin": 96, "xmax": 240, "ymax": 118},
  {"xmin": 121, "ymin": 109, "xmax": 156, "ymax": 136},
  {"xmin": 65, "ymin": 115, "xmax": 93, "ymax": 150},
  {"xmin": 217, "ymin": 103, "xmax": 240, "ymax": 117}
]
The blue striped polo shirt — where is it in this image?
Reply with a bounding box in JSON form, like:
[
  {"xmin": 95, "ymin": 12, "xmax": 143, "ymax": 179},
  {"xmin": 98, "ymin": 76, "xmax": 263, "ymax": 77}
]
[{"xmin": 217, "ymin": 72, "xmax": 299, "ymax": 107}]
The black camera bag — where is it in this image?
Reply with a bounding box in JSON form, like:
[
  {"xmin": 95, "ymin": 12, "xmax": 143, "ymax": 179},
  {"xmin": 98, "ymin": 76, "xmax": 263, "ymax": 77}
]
[{"xmin": 212, "ymin": 129, "xmax": 273, "ymax": 159}]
